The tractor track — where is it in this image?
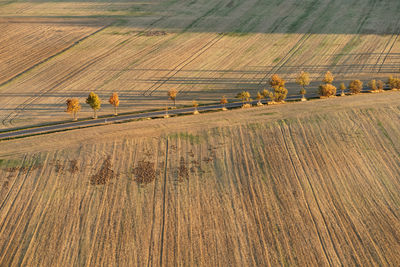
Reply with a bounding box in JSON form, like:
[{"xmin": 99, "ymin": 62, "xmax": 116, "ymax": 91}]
[
  {"xmin": 159, "ymin": 138, "xmax": 169, "ymax": 266},
  {"xmin": 2, "ymin": 16, "xmax": 168, "ymax": 127},
  {"xmin": 278, "ymin": 122, "xmax": 336, "ymax": 266}
]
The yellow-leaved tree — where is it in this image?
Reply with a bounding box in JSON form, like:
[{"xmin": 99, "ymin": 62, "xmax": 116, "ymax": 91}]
[
  {"xmin": 296, "ymin": 71, "xmax": 310, "ymax": 101},
  {"xmin": 319, "ymin": 71, "xmax": 336, "ymax": 97},
  {"xmin": 168, "ymin": 88, "xmax": 178, "ymax": 107},
  {"xmin": 236, "ymin": 91, "xmax": 251, "ymax": 107},
  {"xmin": 109, "ymin": 92, "xmax": 120, "ymax": 115},
  {"xmin": 349, "ymin": 80, "xmax": 363, "ymax": 94},
  {"xmin": 220, "ymin": 96, "xmax": 228, "ymax": 110},
  {"xmin": 192, "ymin": 100, "xmax": 199, "ymax": 114},
  {"xmin": 86, "ymin": 92, "xmax": 101, "ymax": 119},
  {"xmin": 323, "ymin": 71, "xmax": 334, "ymax": 84},
  {"xmin": 268, "ymin": 74, "xmax": 287, "ymax": 103},
  {"xmin": 339, "ymin": 82, "xmax": 346, "ymax": 96},
  {"xmin": 256, "ymin": 92, "xmax": 263, "ymax": 106},
  {"xmin": 65, "ymin": 98, "xmax": 81, "ymax": 121}
]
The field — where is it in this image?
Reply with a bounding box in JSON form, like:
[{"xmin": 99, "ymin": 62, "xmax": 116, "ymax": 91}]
[
  {"xmin": 1, "ymin": 0, "xmax": 400, "ymax": 128},
  {"xmin": 0, "ymin": 92, "xmax": 399, "ymax": 265}
]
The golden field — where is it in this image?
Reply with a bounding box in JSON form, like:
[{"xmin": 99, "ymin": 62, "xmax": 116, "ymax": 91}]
[
  {"xmin": 0, "ymin": 92, "xmax": 399, "ymax": 265},
  {"xmin": 1, "ymin": 0, "xmax": 400, "ymax": 128}
]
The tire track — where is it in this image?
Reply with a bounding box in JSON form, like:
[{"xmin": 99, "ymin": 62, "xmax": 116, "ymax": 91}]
[
  {"xmin": 256, "ymin": 33, "xmax": 311, "ymax": 89},
  {"xmin": 3, "ymin": 29, "xmax": 137, "ymax": 126},
  {"xmin": 18, "ymin": 153, "xmax": 63, "ymax": 266},
  {"xmin": 282, "ymin": 121, "xmax": 345, "ymax": 266},
  {"xmin": 144, "ymin": 34, "xmax": 224, "ymax": 96},
  {"xmin": 3, "ymin": 16, "xmax": 168, "ymax": 126},
  {"xmin": 277, "ymin": 122, "xmax": 334, "ymax": 266},
  {"xmin": 85, "ymin": 141, "xmax": 117, "ymax": 266},
  {"xmin": 296, "ymin": 119, "xmax": 366, "ymax": 265},
  {"xmin": 0, "ymin": 155, "xmax": 27, "ymax": 214},
  {"xmin": 0, "ymin": 154, "xmax": 49, "ymax": 264},
  {"xmin": 146, "ymin": 139, "xmax": 161, "ymax": 267},
  {"xmin": 159, "ymin": 137, "xmax": 168, "ymax": 266},
  {"xmin": 0, "ymin": 23, "xmax": 108, "ymax": 89},
  {"xmin": 237, "ymin": 126, "xmax": 272, "ymax": 266}
]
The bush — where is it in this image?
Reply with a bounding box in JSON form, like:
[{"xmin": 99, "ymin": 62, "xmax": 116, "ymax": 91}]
[
  {"xmin": 319, "ymin": 83, "xmax": 337, "ymax": 97},
  {"xmin": 349, "ymin": 80, "xmax": 363, "ymax": 94},
  {"xmin": 387, "ymin": 76, "xmax": 400, "ymax": 90},
  {"xmin": 377, "ymin": 80, "xmax": 384, "ymax": 91},
  {"xmin": 270, "ymin": 86, "xmax": 288, "ymax": 102},
  {"xmin": 368, "ymin": 80, "xmax": 377, "ymax": 91}
]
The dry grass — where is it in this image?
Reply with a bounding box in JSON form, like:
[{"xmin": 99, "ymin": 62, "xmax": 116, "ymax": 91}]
[
  {"xmin": 0, "ymin": 93, "xmax": 399, "ymax": 265},
  {"xmin": 1, "ymin": 0, "xmax": 400, "ymax": 128}
]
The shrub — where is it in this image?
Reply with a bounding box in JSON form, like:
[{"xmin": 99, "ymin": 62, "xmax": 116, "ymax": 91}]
[
  {"xmin": 268, "ymin": 74, "xmax": 287, "ymax": 102},
  {"xmin": 377, "ymin": 80, "xmax": 384, "ymax": 91},
  {"xmin": 387, "ymin": 76, "xmax": 400, "ymax": 90},
  {"xmin": 319, "ymin": 83, "xmax": 337, "ymax": 97},
  {"xmin": 368, "ymin": 80, "xmax": 377, "ymax": 91},
  {"xmin": 348, "ymin": 80, "xmax": 363, "ymax": 94}
]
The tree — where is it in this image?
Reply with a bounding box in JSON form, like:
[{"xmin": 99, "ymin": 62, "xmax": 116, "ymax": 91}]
[
  {"xmin": 168, "ymin": 88, "xmax": 178, "ymax": 107},
  {"xmin": 192, "ymin": 100, "xmax": 199, "ymax": 114},
  {"xmin": 269, "ymin": 74, "xmax": 285, "ymax": 88},
  {"xmin": 377, "ymin": 80, "xmax": 384, "ymax": 91},
  {"xmin": 296, "ymin": 71, "xmax": 310, "ymax": 101},
  {"xmin": 349, "ymin": 80, "xmax": 363, "ymax": 94},
  {"xmin": 220, "ymin": 96, "xmax": 228, "ymax": 110},
  {"xmin": 109, "ymin": 92, "xmax": 120, "ymax": 115},
  {"xmin": 368, "ymin": 80, "xmax": 377, "ymax": 92},
  {"xmin": 387, "ymin": 76, "xmax": 400, "ymax": 90},
  {"xmin": 256, "ymin": 92, "xmax": 263, "ymax": 106},
  {"xmin": 86, "ymin": 92, "xmax": 101, "ymax": 119},
  {"xmin": 323, "ymin": 71, "xmax": 334, "ymax": 84},
  {"xmin": 339, "ymin": 82, "xmax": 346, "ymax": 96},
  {"xmin": 319, "ymin": 71, "xmax": 336, "ymax": 97},
  {"xmin": 65, "ymin": 98, "xmax": 81, "ymax": 121},
  {"xmin": 164, "ymin": 104, "xmax": 169, "ymax": 118},
  {"xmin": 268, "ymin": 74, "xmax": 287, "ymax": 103},
  {"xmin": 319, "ymin": 84, "xmax": 337, "ymax": 97},
  {"xmin": 236, "ymin": 91, "xmax": 251, "ymax": 106}
]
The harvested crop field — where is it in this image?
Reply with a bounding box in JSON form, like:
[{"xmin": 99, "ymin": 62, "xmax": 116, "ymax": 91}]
[
  {"xmin": 0, "ymin": 93, "xmax": 399, "ymax": 265},
  {"xmin": 1, "ymin": 0, "xmax": 400, "ymax": 128}
]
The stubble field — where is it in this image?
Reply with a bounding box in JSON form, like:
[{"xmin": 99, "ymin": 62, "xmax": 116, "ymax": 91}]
[
  {"xmin": 1, "ymin": 0, "xmax": 400, "ymax": 128},
  {"xmin": 0, "ymin": 92, "xmax": 399, "ymax": 265}
]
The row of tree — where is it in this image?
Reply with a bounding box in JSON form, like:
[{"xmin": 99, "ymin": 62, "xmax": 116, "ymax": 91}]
[
  {"xmin": 65, "ymin": 72, "xmax": 400, "ymax": 120},
  {"xmin": 234, "ymin": 72, "xmax": 399, "ymax": 107},
  {"xmin": 66, "ymin": 92, "xmax": 119, "ymax": 121}
]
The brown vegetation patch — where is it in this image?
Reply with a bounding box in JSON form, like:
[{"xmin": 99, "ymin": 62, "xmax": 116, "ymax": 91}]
[
  {"xmin": 69, "ymin": 159, "xmax": 79, "ymax": 174},
  {"xmin": 178, "ymin": 157, "xmax": 189, "ymax": 181},
  {"xmin": 133, "ymin": 160, "xmax": 156, "ymax": 185},
  {"xmin": 203, "ymin": 157, "xmax": 213, "ymax": 163},
  {"xmin": 90, "ymin": 156, "xmax": 115, "ymax": 185}
]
